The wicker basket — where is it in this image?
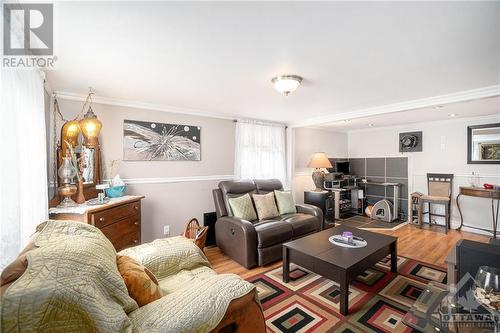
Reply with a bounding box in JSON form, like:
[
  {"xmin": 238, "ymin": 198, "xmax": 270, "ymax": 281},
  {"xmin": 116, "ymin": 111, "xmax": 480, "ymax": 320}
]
[{"xmin": 182, "ymin": 218, "xmax": 208, "ymax": 251}]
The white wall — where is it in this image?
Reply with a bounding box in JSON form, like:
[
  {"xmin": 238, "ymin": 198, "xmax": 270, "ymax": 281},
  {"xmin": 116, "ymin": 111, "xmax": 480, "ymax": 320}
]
[
  {"xmin": 348, "ymin": 115, "xmax": 500, "ymax": 234},
  {"xmin": 53, "ymin": 99, "xmax": 235, "ymax": 241},
  {"xmin": 292, "ymin": 127, "xmax": 348, "ymax": 203}
]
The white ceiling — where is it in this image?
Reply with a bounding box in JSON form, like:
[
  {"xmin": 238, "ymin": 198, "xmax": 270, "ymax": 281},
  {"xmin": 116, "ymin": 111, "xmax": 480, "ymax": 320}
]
[
  {"xmin": 315, "ymin": 96, "xmax": 500, "ymax": 132},
  {"xmin": 47, "ymin": 1, "xmax": 500, "ymax": 125}
]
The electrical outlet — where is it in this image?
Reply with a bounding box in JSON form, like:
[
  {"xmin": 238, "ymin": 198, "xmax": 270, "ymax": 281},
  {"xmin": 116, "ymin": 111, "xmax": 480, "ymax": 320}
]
[{"xmin": 163, "ymin": 225, "xmax": 170, "ymax": 237}]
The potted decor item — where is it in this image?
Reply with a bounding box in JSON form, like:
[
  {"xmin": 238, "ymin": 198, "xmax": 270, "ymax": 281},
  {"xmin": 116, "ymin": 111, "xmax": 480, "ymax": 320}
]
[{"xmin": 106, "ymin": 174, "xmax": 126, "ymax": 198}]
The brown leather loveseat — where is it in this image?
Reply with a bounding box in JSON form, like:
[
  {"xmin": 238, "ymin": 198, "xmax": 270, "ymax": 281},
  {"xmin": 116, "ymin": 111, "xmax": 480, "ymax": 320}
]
[{"xmin": 212, "ymin": 179, "xmax": 323, "ymax": 268}]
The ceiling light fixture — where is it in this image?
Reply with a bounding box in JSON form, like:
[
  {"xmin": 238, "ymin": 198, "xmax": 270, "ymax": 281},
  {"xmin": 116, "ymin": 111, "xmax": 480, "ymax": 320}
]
[
  {"xmin": 448, "ymin": 113, "xmax": 457, "ymax": 117},
  {"xmin": 368, "ymin": 123, "xmax": 374, "ymax": 127},
  {"xmin": 271, "ymin": 75, "xmax": 303, "ymax": 96}
]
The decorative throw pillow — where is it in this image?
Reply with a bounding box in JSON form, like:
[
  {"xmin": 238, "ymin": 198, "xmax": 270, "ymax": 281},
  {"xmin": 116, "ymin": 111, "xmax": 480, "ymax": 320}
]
[
  {"xmin": 116, "ymin": 255, "xmax": 162, "ymax": 306},
  {"xmin": 228, "ymin": 193, "xmax": 258, "ymax": 221},
  {"xmin": 274, "ymin": 190, "xmax": 297, "ymax": 215},
  {"xmin": 252, "ymin": 192, "xmax": 280, "ymax": 220}
]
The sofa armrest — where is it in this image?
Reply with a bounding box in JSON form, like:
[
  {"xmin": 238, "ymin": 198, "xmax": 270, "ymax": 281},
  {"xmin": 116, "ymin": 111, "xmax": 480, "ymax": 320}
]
[
  {"xmin": 209, "ymin": 288, "xmax": 266, "ymax": 333},
  {"xmin": 129, "ymin": 274, "xmax": 257, "ymax": 332},
  {"xmin": 296, "ymin": 204, "xmax": 323, "ymax": 230},
  {"xmin": 215, "ymin": 216, "xmax": 258, "ymax": 269}
]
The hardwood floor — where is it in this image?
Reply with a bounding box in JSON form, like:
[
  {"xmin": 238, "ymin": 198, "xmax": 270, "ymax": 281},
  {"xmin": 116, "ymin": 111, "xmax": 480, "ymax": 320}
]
[{"xmin": 205, "ymin": 223, "xmax": 490, "ymax": 279}]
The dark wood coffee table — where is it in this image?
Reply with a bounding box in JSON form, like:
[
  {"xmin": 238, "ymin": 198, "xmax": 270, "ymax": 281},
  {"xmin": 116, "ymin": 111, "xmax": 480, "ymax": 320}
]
[{"xmin": 282, "ymin": 225, "xmax": 397, "ymax": 315}]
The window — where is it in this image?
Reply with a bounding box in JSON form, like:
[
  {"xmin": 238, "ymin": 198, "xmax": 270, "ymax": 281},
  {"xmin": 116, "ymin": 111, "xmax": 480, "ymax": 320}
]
[{"xmin": 234, "ymin": 120, "xmax": 287, "ymax": 186}]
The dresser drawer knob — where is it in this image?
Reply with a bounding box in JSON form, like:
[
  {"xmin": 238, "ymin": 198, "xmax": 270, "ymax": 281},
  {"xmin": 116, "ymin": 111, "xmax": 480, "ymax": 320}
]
[
  {"xmin": 134, "ymin": 205, "xmax": 139, "ymax": 210},
  {"xmin": 134, "ymin": 221, "xmax": 139, "ymax": 225},
  {"xmin": 133, "ymin": 240, "xmax": 138, "ymax": 244},
  {"xmin": 99, "ymin": 217, "xmax": 104, "ymax": 222}
]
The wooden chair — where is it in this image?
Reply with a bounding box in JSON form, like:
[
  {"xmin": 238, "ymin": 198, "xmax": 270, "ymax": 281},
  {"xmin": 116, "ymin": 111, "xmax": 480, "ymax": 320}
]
[
  {"xmin": 418, "ymin": 173, "xmax": 454, "ymax": 233},
  {"xmin": 183, "ymin": 218, "xmax": 208, "ymax": 252}
]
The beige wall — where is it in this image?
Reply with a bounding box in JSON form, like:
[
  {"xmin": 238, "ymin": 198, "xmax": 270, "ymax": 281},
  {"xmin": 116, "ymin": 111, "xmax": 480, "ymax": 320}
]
[
  {"xmin": 292, "ymin": 127, "xmax": 348, "ymax": 203},
  {"xmin": 55, "ymin": 99, "xmax": 235, "ymax": 241}
]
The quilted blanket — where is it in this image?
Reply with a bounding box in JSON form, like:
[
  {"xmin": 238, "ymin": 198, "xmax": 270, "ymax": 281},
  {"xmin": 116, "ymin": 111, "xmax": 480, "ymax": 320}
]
[
  {"xmin": 120, "ymin": 236, "xmax": 256, "ymax": 333},
  {"xmin": 1, "ymin": 222, "xmax": 257, "ymax": 333},
  {"xmin": 1, "ymin": 220, "xmax": 138, "ymax": 333}
]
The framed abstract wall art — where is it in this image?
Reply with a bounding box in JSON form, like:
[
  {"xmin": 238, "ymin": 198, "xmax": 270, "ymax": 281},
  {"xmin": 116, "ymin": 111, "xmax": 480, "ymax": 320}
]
[{"xmin": 123, "ymin": 119, "xmax": 201, "ymax": 161}]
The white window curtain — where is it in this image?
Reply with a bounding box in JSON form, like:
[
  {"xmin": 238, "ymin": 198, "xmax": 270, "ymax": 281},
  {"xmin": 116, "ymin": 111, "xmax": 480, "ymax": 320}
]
[
  {"xmin": 234, "ymin": 120, "xmax": 288, "ymax": 187},
  {"xmin": 0, "ymin": 69, "xmax": 48, "ymax": 269}
]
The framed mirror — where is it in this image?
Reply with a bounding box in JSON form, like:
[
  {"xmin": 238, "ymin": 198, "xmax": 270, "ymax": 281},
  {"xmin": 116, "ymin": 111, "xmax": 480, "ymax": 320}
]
[
  {"xmin": 467, "ymin": 123, "xmax": 500, "ymax": 164},
  {"xmin": 48, "ymin": 125, "xmax": 102, "ymax": 207},
  {"xmin": 48, "ymin": 141, "xmax": 102, "ymax": 207},
  {"xmin": 81, "ymin": 146, "xmax": 96, "ymax": 184}
]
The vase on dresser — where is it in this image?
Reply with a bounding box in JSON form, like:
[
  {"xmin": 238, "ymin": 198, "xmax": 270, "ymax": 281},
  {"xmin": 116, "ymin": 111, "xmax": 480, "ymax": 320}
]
[{"xmin": 75, "ymin": 179, "xmax": 86, "ymax": 204}]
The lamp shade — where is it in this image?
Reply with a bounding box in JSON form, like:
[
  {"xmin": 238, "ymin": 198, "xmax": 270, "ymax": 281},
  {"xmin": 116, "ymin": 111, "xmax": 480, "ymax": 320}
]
[
  {"xmin": 61, "ymin": 120, "xmax": 80, "ymax": 146},
  {"xmin": 61, "ymin": 120, "xmax": 80, "ymax": 156},
  {"xmin": 79, "ymin": 106, "xmax": 102, "ymax": 147},
  {"xmin": 307, "ymin": 152, "xmax": 332, "ymax": 168}
]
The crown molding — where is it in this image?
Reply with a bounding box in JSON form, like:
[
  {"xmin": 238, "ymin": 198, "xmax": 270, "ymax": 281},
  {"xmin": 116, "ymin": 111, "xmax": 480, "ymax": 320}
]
[
  {"xmin": 345, "ymin": 113, "xmax": 500, "ymax": 134},
  {"xmin": 54, "ymin": 91, "xmax": 238, "ymax": 121},
  {"xmin": 289, "ymin": 84, "xmax": 500, "ymax": 128},
  {"xmin": 55, "ymin": 84, "xmax": 500, "ymax": 126}
]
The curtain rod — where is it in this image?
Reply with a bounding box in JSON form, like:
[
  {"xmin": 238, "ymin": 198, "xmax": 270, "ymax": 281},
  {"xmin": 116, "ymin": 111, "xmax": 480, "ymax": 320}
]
[{"xmin": 233, "ymin": 119, "xmax": 288, "ymax": 129}]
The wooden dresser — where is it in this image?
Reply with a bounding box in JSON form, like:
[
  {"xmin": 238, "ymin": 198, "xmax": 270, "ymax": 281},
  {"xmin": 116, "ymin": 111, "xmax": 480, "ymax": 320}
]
[{"xmin": 49, "ymin": 195, "xmax": 145, "ymax": 251}]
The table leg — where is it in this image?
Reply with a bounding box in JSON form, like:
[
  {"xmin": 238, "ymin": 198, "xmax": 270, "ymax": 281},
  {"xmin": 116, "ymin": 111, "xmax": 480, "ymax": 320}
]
[
  {"xmin": 339, "ymin": 275, "xmax": 349, "ymax": 316},
  {"xmin": 282, "ymin": 247, "xmax": 290, "ymax": 283},
  {"xmin": 456, "ymin": 194, "xmax": 464, "ymax": 230},
  {"xmin": 492, "ymin": 199, "xmax": 499, "ymax": 239},
  {"xmin": 390, "ymin": 241, "xmax": 398, "ymax": 273}
]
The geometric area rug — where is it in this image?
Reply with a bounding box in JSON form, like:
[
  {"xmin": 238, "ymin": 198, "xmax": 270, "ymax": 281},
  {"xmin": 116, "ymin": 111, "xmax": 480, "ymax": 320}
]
[{"xmin": 246, "ymin": 256, "xmax": 447, "ymax": 333}]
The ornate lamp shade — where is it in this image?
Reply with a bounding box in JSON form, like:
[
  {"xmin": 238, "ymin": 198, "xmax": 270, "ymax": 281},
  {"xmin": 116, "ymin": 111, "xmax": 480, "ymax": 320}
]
[
  {"xmin": 79, "ymin": 106, "xmax": 102, "ymax": 147},
  {"xmin": 307, "ymin": 152, "xmax": 332, "ymax": 191},
  {"xmin": 61, "ymin": 120, "xmax": 80, "ymax": 156}
]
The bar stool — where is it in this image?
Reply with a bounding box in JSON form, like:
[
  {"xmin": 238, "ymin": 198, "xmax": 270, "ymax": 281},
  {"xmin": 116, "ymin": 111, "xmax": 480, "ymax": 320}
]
[{"xmin": 419, "ymin": 173, "xmax": 454, "ymax": 233}]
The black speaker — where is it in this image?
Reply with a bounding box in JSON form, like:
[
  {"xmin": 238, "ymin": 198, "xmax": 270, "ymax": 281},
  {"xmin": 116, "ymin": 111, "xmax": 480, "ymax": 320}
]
[
  {"xmin": 304, "ymin": 191, "xmax": 335, "ymax": 229},
  {"xmin": 203, "ymin": 212, "xmax": 217, "ymax": 246}
]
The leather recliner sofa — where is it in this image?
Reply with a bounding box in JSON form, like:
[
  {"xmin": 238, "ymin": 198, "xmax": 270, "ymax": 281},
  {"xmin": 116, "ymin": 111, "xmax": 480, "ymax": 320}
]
[{"xmin": 212, "ymin": 179, "xmax": 323, "ymax": 268}]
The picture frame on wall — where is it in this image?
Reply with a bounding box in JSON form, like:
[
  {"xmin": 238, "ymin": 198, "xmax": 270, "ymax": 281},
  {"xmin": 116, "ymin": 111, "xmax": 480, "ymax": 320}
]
[
  {"xmin": 467, "ymin": 123, "xmax": 500, "ymax": 164},
  {"xmin": 399, "ymin": 131, "xmax": 423, "ymax": 152},
  {"xmin": 123, "ymin": 119, "xmax": 201, "ymax": 161}
]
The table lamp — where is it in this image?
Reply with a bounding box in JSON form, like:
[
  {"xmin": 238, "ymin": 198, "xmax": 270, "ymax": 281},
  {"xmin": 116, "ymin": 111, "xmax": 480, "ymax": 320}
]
[
  {"xmin": 57, "ymin": 155, "xmax": 77, "ymax": 207},
  {"xmin": 307, "ymin": 152, "xmax": 333, "ymax": 191}
]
